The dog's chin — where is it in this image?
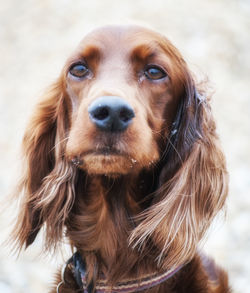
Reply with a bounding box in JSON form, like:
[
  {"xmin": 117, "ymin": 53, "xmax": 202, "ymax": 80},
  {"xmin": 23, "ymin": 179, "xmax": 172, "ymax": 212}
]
[{"xmin": 80, "ymin": 153, "xmax": 139, "ymax": 176}]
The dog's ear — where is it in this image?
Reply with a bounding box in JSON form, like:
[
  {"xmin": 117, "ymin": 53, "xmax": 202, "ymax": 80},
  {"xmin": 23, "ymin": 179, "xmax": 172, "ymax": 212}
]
[
  {"xmin": 130, "ymin": 58, "xmax": 228, "ymax": 269},
  {"xmin": 12, "ymin": 80, "xmax": 76, "ymax": 250},
  {"xmin": 158, "ymin": 71, "xmax": 204, "ymax": 182}
]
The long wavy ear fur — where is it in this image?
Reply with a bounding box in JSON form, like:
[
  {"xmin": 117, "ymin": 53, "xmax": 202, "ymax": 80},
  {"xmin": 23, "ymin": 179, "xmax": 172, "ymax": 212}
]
[
  {"xmin": 130, "ymin": 60, "xmax": 228, "ymax": 270},
  {"xmin": 12, "ymin": 80, "xmax": 76, "ymax": 251}
]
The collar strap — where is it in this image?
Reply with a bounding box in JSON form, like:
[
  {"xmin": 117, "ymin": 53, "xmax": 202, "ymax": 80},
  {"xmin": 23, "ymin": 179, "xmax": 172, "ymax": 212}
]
[{"xmin": 64, "ymin": 252, "xmax": 182, "ymax": 293}]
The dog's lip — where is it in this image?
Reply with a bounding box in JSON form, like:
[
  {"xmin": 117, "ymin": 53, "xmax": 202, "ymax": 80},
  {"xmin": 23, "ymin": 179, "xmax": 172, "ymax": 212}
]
[
  {"xmin": 69, "ymin": 147, "xmax": 130, "ymax": 167},
  {"xmin": 83, "ymin": 147, "xmax": 126, "ymax": 156}
]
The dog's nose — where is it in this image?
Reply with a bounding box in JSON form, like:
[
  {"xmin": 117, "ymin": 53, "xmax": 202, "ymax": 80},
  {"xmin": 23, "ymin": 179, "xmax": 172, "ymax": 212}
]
[{"xmin": 88, "ymin": 96, "xmax": 135, "ymax": 132}]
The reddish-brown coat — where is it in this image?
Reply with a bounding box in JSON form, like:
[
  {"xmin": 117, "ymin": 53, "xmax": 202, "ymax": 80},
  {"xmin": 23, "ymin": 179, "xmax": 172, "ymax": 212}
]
[{"xmin": 12, "ymin": 25, "xmax": 230, "ymax": 292}]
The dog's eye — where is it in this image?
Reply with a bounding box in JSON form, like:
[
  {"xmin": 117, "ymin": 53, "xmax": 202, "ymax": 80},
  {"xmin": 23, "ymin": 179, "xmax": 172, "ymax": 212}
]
[
  {"xmin": 69, "ymin": 63, "xmax": 89, "ymax": 78},
  {"xmin": 144, "ymin": 65, "xmax": 167, "ymax": 80}
]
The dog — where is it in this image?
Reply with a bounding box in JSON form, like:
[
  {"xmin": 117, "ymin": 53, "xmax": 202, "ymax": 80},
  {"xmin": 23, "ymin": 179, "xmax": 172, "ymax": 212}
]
[{"xmin": 12, "ymin": 25, "xmax": 230, "ymax": 292}]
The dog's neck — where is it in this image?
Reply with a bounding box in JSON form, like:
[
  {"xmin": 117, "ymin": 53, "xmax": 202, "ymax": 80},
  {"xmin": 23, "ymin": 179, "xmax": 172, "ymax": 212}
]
[{"xmin": 66, "ymin": 173, "xmax": 159, "ymax": 282}]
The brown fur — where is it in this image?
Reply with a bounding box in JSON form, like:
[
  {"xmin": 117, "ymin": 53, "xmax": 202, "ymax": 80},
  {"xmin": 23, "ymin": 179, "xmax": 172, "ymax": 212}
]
[{"xmin": 12, "ymin": 25, "xmax": 230, "ymax": 292}]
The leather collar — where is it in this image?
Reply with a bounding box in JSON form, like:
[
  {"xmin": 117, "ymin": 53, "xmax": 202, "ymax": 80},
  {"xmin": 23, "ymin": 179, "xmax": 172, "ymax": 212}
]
[{"xmin": 57, "ymin": 252, "xmax": 182, "ymax": 293}]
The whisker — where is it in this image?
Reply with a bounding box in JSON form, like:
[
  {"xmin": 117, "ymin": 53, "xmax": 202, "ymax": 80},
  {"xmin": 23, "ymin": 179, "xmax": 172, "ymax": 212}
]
[{"xmin": 51, "ymin": 136, "xmax": 69, "ymax": 152}]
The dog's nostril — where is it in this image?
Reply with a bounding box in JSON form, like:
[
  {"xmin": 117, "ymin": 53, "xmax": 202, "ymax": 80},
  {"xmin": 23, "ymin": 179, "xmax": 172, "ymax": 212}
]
[
  {"xmin": 93, "ymin": 107, "xmax": 109, "ymax": 120},
  {"xmin": 120, "ymin": 108, "xmax": 134, "ymax": 122}
]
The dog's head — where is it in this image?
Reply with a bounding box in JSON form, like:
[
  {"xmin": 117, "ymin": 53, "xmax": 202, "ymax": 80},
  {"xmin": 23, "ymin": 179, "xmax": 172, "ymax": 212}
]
[{"xmin": 64, "ymin": 26, "xmax": 188, "ymax": 176}]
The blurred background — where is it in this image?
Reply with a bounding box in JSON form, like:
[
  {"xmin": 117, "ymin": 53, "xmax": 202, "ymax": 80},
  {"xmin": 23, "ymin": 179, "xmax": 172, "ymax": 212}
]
[{"xmin": 0, "ymin": 0, "xmax": 249, "ymax": 292}]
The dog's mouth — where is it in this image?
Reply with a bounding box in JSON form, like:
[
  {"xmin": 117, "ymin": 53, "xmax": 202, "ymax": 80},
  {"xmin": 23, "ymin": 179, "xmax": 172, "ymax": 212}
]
[
  {"xmin": 70, "ymin": 146, "xmax": 139, "ymax": 175},
  {"xmin": 89, "ymin": 146, "xmax": 124, "ymax": 156}
]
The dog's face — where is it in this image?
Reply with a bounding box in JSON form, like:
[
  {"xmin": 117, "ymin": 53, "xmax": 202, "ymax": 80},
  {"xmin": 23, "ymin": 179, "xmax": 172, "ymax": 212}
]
[{"xmin": 64, "ymin": 26, "xmax": 183, "ymax": 175}]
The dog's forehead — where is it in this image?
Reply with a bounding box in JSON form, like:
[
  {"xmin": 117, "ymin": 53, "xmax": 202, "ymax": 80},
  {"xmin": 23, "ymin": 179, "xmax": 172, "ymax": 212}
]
[{"xmin": 74, "ymin": 25, "xmax": 166, "ymax": 56}]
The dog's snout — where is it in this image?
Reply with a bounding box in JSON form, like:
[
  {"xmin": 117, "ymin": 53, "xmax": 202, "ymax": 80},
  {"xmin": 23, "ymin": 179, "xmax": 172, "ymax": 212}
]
[{"xmin": 88, "ymin": 96, "xmax": 135, "ymax": 132}]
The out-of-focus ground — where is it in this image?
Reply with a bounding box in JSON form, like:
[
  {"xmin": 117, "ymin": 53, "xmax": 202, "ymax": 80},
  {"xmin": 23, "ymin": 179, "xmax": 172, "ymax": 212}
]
[{"xmin": 0, "ymin": 0, "xmax": 249, "ymax": 292}]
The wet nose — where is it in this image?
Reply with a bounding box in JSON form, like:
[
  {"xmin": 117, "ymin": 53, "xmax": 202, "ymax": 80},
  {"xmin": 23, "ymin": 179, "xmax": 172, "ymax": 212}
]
[{"xmin": 88, "ymin": 96, "xmax": 135, "ymax": 132}]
